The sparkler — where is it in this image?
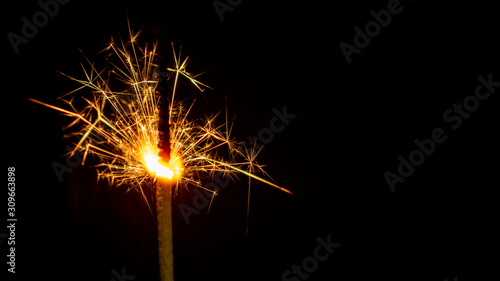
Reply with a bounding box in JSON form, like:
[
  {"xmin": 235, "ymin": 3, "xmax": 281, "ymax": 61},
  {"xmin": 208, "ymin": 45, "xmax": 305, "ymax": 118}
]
[{"xmin": 30, "ymin": 23, "xmax": 293, "ymax": 281}]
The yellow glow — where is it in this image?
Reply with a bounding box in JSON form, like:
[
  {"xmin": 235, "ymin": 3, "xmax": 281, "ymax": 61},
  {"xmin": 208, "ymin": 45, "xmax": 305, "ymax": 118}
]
[{"xmin": 143, "ymin": 149, "xmax": 183, "ymax": 180}]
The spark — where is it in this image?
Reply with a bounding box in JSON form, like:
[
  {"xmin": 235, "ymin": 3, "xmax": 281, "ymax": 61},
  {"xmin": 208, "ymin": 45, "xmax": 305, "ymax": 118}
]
[{"xmin": 29, "ymin": 25, "xmax": 293, "ymax": 215}]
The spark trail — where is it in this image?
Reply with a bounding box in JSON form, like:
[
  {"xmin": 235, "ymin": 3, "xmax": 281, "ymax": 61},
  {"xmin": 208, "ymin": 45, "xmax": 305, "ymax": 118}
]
[{"xmin": 29, "ymin": 24, "xmax": 293, "ymax": 211}]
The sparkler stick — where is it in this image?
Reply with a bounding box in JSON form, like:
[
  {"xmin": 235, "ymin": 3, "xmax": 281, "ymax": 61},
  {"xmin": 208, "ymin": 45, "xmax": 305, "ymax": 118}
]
[
  {"xmin": 29, "ymin": 22, "xmax": 294, "ymax": 281},
  {"xmin": 156, "ymin": 178, "xmax": 174, "ymax": 281}
]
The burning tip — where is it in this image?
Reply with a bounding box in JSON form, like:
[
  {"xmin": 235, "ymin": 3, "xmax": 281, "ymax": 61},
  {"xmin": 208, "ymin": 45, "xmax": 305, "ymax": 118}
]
[
  {"xmin": 144, "ymin": 150, "xmax": 182, "ymax": 180},
  {"xmin": 155, "ymin": 160, "xmax": 175, "ymax": 179}
]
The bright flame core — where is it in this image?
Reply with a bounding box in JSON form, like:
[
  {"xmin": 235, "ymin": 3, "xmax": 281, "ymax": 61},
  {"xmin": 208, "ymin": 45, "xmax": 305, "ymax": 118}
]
[{"xmin": 143, "ymin": 149, "xmax": 183, "ymax": 180}]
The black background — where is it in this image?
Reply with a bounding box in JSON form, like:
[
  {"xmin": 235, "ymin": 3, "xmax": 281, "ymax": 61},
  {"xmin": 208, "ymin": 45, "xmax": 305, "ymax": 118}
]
[{"xmin": 3, "ymin": 0, "xmax": 498, "ymax": 280}]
